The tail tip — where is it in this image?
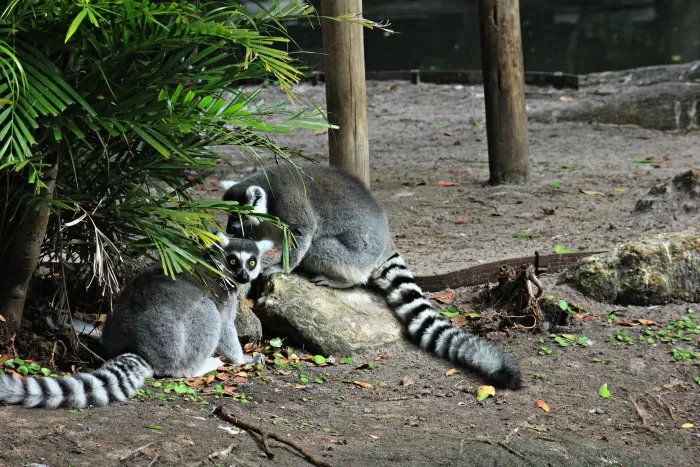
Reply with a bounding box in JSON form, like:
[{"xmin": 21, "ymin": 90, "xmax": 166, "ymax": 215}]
[{"xmin": 490, "ymin": 365, "xmax": 522, "ymax": 390}]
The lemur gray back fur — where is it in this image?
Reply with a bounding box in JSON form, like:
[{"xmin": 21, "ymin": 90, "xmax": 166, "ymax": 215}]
[
  {"xmin": 223, "ymin": 164, "xmax": 521, "ymax": 389},
  {"xmin": 0, "ymin": 235, "xmax": 271, "ymax": 409}
]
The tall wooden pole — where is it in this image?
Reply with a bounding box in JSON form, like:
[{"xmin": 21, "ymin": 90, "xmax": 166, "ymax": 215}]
[
  {"xmin": 478, "ymin": 0, "xmax": 530, "ymax": 185},
  {"xmin": 321, "ymin": 0, "xmax": 370, "ymax": 186}
]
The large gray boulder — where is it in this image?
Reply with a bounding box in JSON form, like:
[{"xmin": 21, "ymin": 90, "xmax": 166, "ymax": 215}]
[
  {"xmin": 560, "ymin": 230, "xmax": 700, "ymax": 305},
  {"xmin": 255, "ymin": 274, "xmax": 403, "ymax": 355}
]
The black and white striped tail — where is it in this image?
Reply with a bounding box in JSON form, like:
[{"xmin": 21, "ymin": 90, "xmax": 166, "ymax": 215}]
[
  {"xmin": 372, "ymin": 252, "xmax": 522, "ymax": 389},
  {"xmin": 0, "ymin": 353, "xmax": 153, "ymax": 409}
]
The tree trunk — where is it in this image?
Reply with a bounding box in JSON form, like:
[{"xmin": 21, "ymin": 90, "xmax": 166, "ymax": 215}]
[
  {"xmin": 478, "ymin": 0, "xmax": 530, "ymax": 185},
  {"xmin": 321, "ymin": 0, "xmax": 370, "ymax": 186},
  {"xmin": 0, "ymin": 156, "xmax": 59, "ymax": 330}
]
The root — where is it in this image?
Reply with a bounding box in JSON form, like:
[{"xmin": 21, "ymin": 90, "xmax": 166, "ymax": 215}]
[{"xmin": 213, "ymin": 406, "xmax": 332, "ymax": 467}]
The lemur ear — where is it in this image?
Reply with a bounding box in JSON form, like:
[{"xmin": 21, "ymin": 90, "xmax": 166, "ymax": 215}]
[
  {"xmin": 246, "ymin": 186, "xmax": 266, "ymax": 210},
  {"xmin": 214, "ymin": 231, "xmax": 230, "ymax": 248},
  {"xmin": 256, "ymin": 239, "xmax": 275, "ymax": 255},
  {"xmin": 219, "ymin": 180, "xmax": 238, "ymax": 191}
]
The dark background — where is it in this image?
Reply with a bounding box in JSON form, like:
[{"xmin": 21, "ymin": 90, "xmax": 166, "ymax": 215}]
[{"xmin": 272, "ymin": 0, "xmax": 700, "ymax": 74}]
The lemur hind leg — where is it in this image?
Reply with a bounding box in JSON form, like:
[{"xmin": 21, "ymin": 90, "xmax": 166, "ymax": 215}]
[{"xmin": 301, "ymin": 235, "xmax": 376, "ymax": 289}]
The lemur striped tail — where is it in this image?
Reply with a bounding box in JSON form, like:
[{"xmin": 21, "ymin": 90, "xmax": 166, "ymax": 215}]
[
  {"xmin": 0, "ymin": 353, "xmax": 153, "ymax": 409},
  {"xmin": 372, "ymin": 252, "xmax": 522, "ymax": 389}
]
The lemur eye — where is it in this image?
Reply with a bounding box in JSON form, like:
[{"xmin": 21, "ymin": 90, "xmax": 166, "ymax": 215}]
[
  {"xmin": 229, "ymin": 258, "xmax": 236, "ymax": 265},
  {"xmin": 248, "ymin": 259, "xmax": 256, "ymax": 267}
]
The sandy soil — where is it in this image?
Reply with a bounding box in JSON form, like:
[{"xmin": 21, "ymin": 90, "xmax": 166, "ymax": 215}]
[{"xmin": 1, "ymin": 80, "xmax": 699, "ymax": 467}]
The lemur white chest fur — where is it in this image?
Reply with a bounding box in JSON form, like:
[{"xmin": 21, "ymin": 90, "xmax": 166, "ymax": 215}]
[
  {"xmin": 223, "ymin": 164, "xmax": 522, "ymax": 389},
  {"xmin": 0, "ymin": 234, "xmax": 272, "ymax": 409}
]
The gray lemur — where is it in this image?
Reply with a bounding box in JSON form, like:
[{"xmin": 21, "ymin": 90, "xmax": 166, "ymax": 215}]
[
  {"xmin": 0, "ymin": 234, "xmax": 273, "ymax": 409},
  {"xmin": 222, "ymin": 164, "xmax": 522, "ymax": 389}
]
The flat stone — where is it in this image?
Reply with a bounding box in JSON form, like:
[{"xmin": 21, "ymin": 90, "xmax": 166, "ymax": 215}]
[
  {"xmin": 560, "ymin": 230, "xmax": 700, "ymax": 305},
  {"xmin": 255, "ymin": 274, "xmax": 403, "ymax": 355}
]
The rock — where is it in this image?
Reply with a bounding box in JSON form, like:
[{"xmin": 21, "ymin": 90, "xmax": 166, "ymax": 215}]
[
  {"xmin": 633, "ymin": 170, "xmax": 700, "ymax": 222},
  {"xmin": 235, "ymin": 283, "xmax": 262, "ymax": 343},
  {"xmin": 529, "ymin": 80, "xmax": 700, "ymax": 131},
  {"xmin": 560, "ymin": 230, "xmax": 700, "ymax": 305},
  {"xmin": 255, "ymin": 274, "xmax": 403, "ymax": 355}
]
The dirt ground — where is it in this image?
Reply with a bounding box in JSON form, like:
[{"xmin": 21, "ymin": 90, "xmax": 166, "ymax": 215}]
[{"xmin": 1, "ymin": 80, "xmax": 699, "ymax": 467}]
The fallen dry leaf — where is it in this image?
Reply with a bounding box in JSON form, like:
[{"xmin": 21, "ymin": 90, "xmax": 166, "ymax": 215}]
[
  {"xmin": 455, "ymin": 218, "xmax": 468, "ymax": 225},
  {"xmin": 613, "ymin": 187, "xmax": 626, "ymax": 192},
  {"xmin": 402, "ymin": 375, "xmax": 416, "ymax": 386},
  {"xmin": 216, "ymin": 372, "xmax": 230, "ymax": 382},
  {"xmin": 636, "ymin": 319, "xmax": 657, "ymax": 326},
  {"xmin": 559, "ymin": 96, "xmax": 574, "ymax": 102},
  {"xmin": 387, "ymin": 83, "xmax": 397, "ymax": 91},
  {"xmin": 231, "ymin": 376, "xmax": 248, "ymax": 384},
  {"xmin": 330, "ymin": 439, "xmax": 348, "ymax": 445},
  {"xmin": 579, "ymin": 188, "xmax": 603, "ymax": 195},
  {"xmin": 223, "ymin": 386, "xmax": 238, "ymax": 394},
  {"xmin": 185, "ymin": 377, "xmax": 207, "ymax": 388},
  {"xmin": 475, "ymin": 385, "xmax": 496, "ymax": 402},
  {"xmin": 354, "ymin": 381, "xmax": 373, "ymax": 389},
  {"xmin": 439, "ymin": 129, "xmax": 453, "ymax": 136},
  {"xmin": 295, "ymin": 384, "xmax": 306, "ymax": 389},
  {"xmin": 0, "ymin": 314, "xmax": 6, "ymax": 322},
  {"xmin": 375, "ymin": 353, "xmax": 390, "ymax": 361},
  {"xmin": 365, "ymin": 433, "xmax": 379, "ymax": 439},
  {"xmin": 536, "ymin": 399, "xmax": 551, "ymax": 413},
  {"xmin": 437, "ymin": 180, "xmax": 458, "ymax": 187},
  {"xmin": 617, "ymin": 321, "xmax": 641, "ymax": 327},
  {"xmin": 314, "ymin": 129, "xmax": 327, "ymax": 136},
  {"xmin": 430, "ymin": 291, "xmax": 454, "ymax": 305},
  {"xmin": 681, "ymin": 423, "xmax": 694, "ymax": 429},
  {"xmin": 445, "ymin": 369, "xmax": 460, "ymax": 377}
]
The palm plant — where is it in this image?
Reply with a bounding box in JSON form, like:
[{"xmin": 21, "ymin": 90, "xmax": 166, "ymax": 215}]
[{"xmin": 0, "ymin": 0, "xmax": 332, "ymax": 329}]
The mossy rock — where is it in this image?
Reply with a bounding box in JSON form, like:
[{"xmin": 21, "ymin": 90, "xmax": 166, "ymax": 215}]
[{"xmin": 560, "ymin": 230, "xmax": 700, "ymax": 305}]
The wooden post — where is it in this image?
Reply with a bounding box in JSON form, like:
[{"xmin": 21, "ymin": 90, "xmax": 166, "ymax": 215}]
[
  {"xmin": 478, "ymin": 0, "xmax": 530, "ymax": 185},
  {"xmin": 321, "ymin": 0, "xmax": 370, "ymax": 186}
]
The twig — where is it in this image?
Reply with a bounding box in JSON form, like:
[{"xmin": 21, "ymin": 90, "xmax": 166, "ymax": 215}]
[
  {"xmin": 147, "ymin": 454, "xmax": 159, "ymax": 467},
  {"xmin": 208, "ymin": 443, "xmax": 235, "ymax": 464},
  {"xmin": 473, "ymin": 437, "xmax": 524, "ymax": 459},
  {"xmin": 629, "ymin": 396, "xmax": 647, "ymax": 426},
  {"xmin": 119, "ymin": 442, "xmax": 155, "ymax": 462},
  {"xmin": 213, "ymin": 406, "xmax": 331, "ymax": 467}
]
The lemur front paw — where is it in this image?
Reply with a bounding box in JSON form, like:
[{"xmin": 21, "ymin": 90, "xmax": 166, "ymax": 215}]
[{"xmin": 241, "ymin": 353, "xmax": 265, "ymax": 366}]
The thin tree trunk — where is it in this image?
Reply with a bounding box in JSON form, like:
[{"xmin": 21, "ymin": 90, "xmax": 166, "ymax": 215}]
[
  {"xmin": 321, "ymin": 0, "xmax": 370, "ymax": 186},
  {"xmin": 478, "ymin": 0, "xmax": 530, "ymax": 185},
  {"xmin": 0, "ymin": 156, "xmax": 59, "ymax": 330}
]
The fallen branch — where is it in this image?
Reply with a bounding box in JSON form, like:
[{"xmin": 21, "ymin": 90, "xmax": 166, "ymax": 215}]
[
  {"xmin": 119, "ymin": 442, "xmax": 155, "ymax": 463},
  {"xmin": 473, "ymin": 436, "xmax": 524, "ymax": 459},
  {"xmin": 629, "ymin": 396, "xmax": 648, "ymax": 426},
  {"xmin": 212, "ymin": 406, "xmax": 332, "ymax": 467}
]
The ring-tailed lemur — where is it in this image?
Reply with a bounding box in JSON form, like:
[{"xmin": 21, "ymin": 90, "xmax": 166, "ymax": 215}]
[
  {"xmin": 0, "ymin": 235, "xmax": 273, "ymax": 409},
  {"xmin": 222, "ymin": 164, "xmax": 522, "ymax": 389}
]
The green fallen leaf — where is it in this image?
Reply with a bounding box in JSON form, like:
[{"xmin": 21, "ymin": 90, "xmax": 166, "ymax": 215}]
[
  {"xmin": 550, "ymin": 181, "xmax": 561, "ymax": 189},
  {"xmin": 312, "ymin": 355, "xmax": 326, "ymax": 365},
  {"xmin": 558, "ymin": 299, "xmax": 569, "ymax": 311},
  {"xmin": 146, "ymin": 425, "xmax": 163, "ymax": 431},
  {"xmin": 340, "ymin": 357, "xmax": 353, "ymax": 365},
  {"xmin": 555, "ymin": 245, "xmax": 581, "ymax": 254},
  {"xmin": 440, "ymin": 309, "xmax": 460, "ymax": 318},
  {"xmin": 269, "ymin": 337, "xmax": 283, "ymax": 348},
  {"xmin": 598, "ymin": 383, "xmax": 611, "ymax": 399}
]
